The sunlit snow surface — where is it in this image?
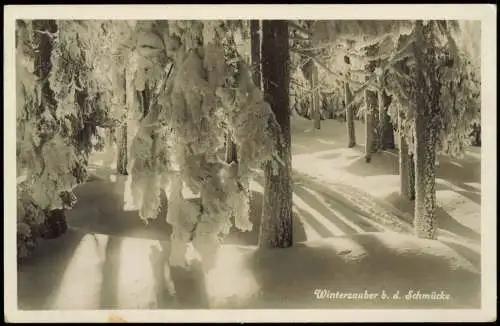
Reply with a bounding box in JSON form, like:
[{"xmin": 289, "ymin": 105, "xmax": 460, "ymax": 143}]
[
  {"xmin": 290, "ymin": 116, "xmax": 481, "ymax": 239},
  {"xmin": 18, "ymin": 115, "xmax": 481, "ymax": 310}
]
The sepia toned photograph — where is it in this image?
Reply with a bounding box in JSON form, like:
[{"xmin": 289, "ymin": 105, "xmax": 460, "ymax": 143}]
[{"xmin": 4, "ymin": 4, "xmax": 497, "ymax": 323}]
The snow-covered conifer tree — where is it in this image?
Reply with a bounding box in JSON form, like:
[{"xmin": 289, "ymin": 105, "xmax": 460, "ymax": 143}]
[{"xmin": 125, "ymin": 20, "xmax": 279, "ymax": 268}]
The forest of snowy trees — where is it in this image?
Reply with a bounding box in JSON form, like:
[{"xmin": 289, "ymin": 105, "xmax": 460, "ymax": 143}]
[{"xmin": 14, "ymin": 18, "xmax": 483, "ymax": 311}]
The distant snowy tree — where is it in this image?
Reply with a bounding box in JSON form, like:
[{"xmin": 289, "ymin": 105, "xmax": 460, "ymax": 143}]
[
  {"xmin": 311, "ymin": 60, "xmax": 321, "ymax": 129},
  {"xmin": 289, "ymin": 20, "xmax": 337, "ymax": 124},
  {"xmin": 344, "ymin": 58, "xmax": 357, "ymax": 148},
  {"xmin": 302, "ymin": 21, "xmax": 414, "ymax": 150},
  {"xmin": 116, "ymin": 71, "xmax": 129, "ymax": 175},
  {"xmin": 362, "ymin": 43, "xmax": 380, "ymax": 163},
  {"xmin": 222, "ymin": 29, "xmax": 241, "ymax": 164},
  {"xmin": 88, "ymin": 20, "xmax": 136, "ymax": 175},
  {"xmin": 384, "ymin": 33, "xmax": 417, "ymax": 200},
  {"xmin": 302, "ymin": 21, "xmax": 321, "ymax": 129},
  {"xmin": 384, "ymin": 20, "xmax": 480, "ymax": 239},
  {"xmin": 377, "ymin": 75, "xmax": 395, "ymax": 150}
]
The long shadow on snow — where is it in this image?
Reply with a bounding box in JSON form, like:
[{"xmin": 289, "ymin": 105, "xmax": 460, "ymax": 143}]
[
  {"xmin": 243, "ymin": 233, "xmax": 480, "ymax": 309},
  {"xmin": 293, "ymin": 186, "xmax": 360, "ymax": 235},
  {"xmin": 436, "ymin": 153, "xmax": 481, "ymax": 185},
  {"xmin": 99, "ymin": 236, "xmax": 123, "ymax": 309},
  {"xmin": 68, "ymin": 167, "xmax": 306, "ymax": 245},
  {"xmin": 293, "ymin": 184, "xmax": 380, "ymax": 233},
  {"xmin": 343, "ymin": 148, "xmax": 480, "ymax": 184},
  {"xmin": 290, "ymin": 175, "xmax": 414, "ymax": 233},
  {"xmin": 72, "ymin": 167, "xmax": 308, "ymax": 246},
  {"xmin": 148, "ymin": 241, "xmax": 210, "ymax": 309},
  {"xmin": 440, "ymin": 240, "xmax": 481, "ymax": 269},
  {"xmin": 68, "ymin": 171, "xmax": 172, "ymax": 241},
  {"xmin": 149, "ymin": 243, "xmax": 176, "ymax": 309},
  {"xmin": 433, "ymin": 182, "xmax": 482, "ymax": 205},
  {"xmin": 384, "ymin": 191, "xmax": 480, "ymax": 242},
  {"xmin": 343, "ymin": 149, "xmax": 481, "ymax": 203},
  {"xmin": 17, "ymin": 229, "xmax": 86, "ymax": 310},
  {"xmin": 252, "ymin": 173, "xmax": 404, "ymax": 236}
]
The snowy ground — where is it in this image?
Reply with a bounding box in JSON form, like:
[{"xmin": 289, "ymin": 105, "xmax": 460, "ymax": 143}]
[
  {"xmin": 17, "ymin": 116, "xmax": 481, "ymax": 310},
  {"xmin": 290, "ymin": 115, "xmax": 481, "ymax": 245}
]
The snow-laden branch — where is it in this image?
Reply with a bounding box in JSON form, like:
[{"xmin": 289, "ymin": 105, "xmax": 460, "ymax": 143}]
[
  {"xmin": 289, "ymin": 21, "xmax": 312, "ymax": 38},
  {"xmin": 290, "ymin": 35, "xmax": 311, "ymax": 42},
  {"xmin": 290, "ymin": 79, "xmax": 329, "ymax": 94},
  {"xmin": 344, "ymin": 32, "xmax": 417, "ymax": 110},
  {"xmin": 291, "ymin": 48, "xmax": 354, "ymax": 85}
]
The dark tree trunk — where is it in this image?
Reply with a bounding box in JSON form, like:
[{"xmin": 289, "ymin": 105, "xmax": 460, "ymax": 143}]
[
  {"xmin": 344, "ymin": 81, "xmax": 356, "ymax": 148},
  {"xmin": 117, "ymin": 71, "xmax": 128, "ymax": 175},
  {"xmin": 225, "ymin": 132, "xmax": 238, "ymax": 164},
  {"xmin": 142, "ymin": 81, "xmax": 151, "ymax": 118},
  {"xmin": 470, "ymin": 123, "xmax": 481, "ymax": 147},
  {"xmin": 378, "ymin": 90, "xmax": 395, "ymax": 150},
  {"xmin": 259, "ymin": 20, "xmax": 293, "ymax": 249},
  {"xmin": 157, "ymin": 188, "xmax": 169, "ymax": 221},
  {"xmin": 399, "ymin": 117, "xmax": 416, "ymax": 201},
  {"xmin": 117, "ymin": 124, "xmax": 128, "ymax": 175},
  {"xmin": 108, "ymin": 128, "xmax": 116, "ymax": 151},
  {"xmin": 364, "ymin": 89, "xmax": 378, "ymax": 162}
]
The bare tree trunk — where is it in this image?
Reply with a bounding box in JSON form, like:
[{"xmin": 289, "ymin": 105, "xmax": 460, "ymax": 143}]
[
  {"xmin": 117, "ymin": 124, "xmax": 128, "ymax": 175},
  {"xmin": 345, "ymin": 81, "xmax": 356, "ymax": 148},
  {"xmin": 259, "ymin": 20, "xmax": 293, "ymax": 249},
  {"xmin": 413, "ymin": 21, "xmax": 438, "ymax": 240},
  {"xmin": 399, "ymin": 115, "xmax": 415, "ymax": 201},
  {"xmin": 157, "ymin": 188, "xmax": 168, "ymax": 221},
  {"xmin": 364, "ymin": 89, "xmax": 378, "ymax": 162},
  {"xmin": 141, "ymin": 81, "xmax": 151, "ymax": 118},
  {"xmin": 251, "ymin": 19, "xmax": 266, "ymax": 175},
  {"xmin": 470, "ymin": 123, "xmax": 481, "ymax": 147},
  {"xmin": 378, "ymin": 90, "xmax": 395, "ymax": 150},
  {"xmin": 117, "ymin": 71, "xmax": 128, "ymax": 175},
  {"xmin": 311, "ymin": 63, "xmax": 321, "ymax": 129},
  {"xmin": 225, "ymin": 132, "xmax": 238, "ymax": 163}
]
